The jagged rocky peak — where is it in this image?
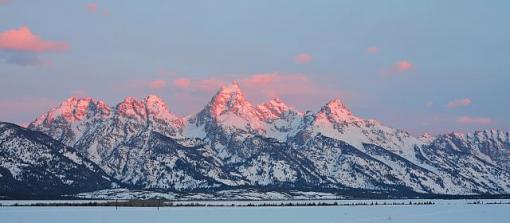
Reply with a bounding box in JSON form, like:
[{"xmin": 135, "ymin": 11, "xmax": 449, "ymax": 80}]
[
  {"xmin": 323, "ymin": 98, "xmax": 351, "ymax": 114},
  {"xmin": 258, "ymin": 97, "xmax": 290, "ymax": 113},
  {"xmin": 55, "ymin": 96, "xmax": 111, "ymax": 120},
  {"xmin": 471, "ymin": 129, "xmax": 510, "ymax": 142},
  {"xmin": 257, "ymin": 97, "xmax": 298, "ymax": 120},
  {"xmin": 448, "ymin": 131, "xmax": 467, "ymax": 140},
  {"xmin": 205, "ymin": 81, "xmax": 256, "ymax": 118},
  {"xmin": 315, "ymin": 98, "xmax": 363, "ymax": 124},
  {"xmin": 419, "ymin": 132, "xmax": 435, "ymax": 143},
  {"xmin": 116, "ymin": 96, "xmax": 147, "ymax": 119},
  {"xmin": 115, "ymin": 95, "xmax": 180, "ymax": 121},
  {"xmin": 144, "ymin": 95, "xmax": 176, "ymax": 118},
  {"xmin": 30, "ymin": 96, "xmax": 111, "ymax": 127}
]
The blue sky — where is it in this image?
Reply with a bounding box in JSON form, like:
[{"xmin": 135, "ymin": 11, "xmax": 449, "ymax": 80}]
[{"xmin": 0, "ymin": 0, "xmax": 509, "ymax": 135}]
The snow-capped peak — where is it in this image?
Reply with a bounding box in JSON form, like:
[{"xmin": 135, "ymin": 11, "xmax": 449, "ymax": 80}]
[
  {"xmin": 419, "ymin": 132, "xmax": 436, "ymax": 143},
  {"xmin": 30, "ymin": 96, "xmax": 110, "ymax": 127},
  {"xmin": 114, "ymin": 95, "xmax": 180, "ymax": 122},
  {"xmin": 472, "ymin": 129, "xmax": 509, "ymax": 142},
  {"xmin": 205, "ymin": 81, "xmax": 256, "ymax": 118},
  {"xmin": 144, "ymin": 95, "xmax": 177, "ymax": 119},
  {"xmin": 315, "ymin": 98, "xmax": 363, "ymax": 124},
  {"xmin": 450, "ymin": 132, "xmax": 466, "ymax": 139},
  {"xmin": 257, "ymin": 98, "xmax": 297, "ymax": 121},
  {"xmin": 115, "ymin": 96, "xmax": 147, "ymax": 119}
]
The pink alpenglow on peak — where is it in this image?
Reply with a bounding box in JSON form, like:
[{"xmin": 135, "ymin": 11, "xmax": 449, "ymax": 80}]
[
  {"xmin": 144, "ymin": 95, "xmax": 179, "ymax": 121},
  {"xmin": 314, "ymin": 99, "xmax": 364, "ymax": 125},
  {"xmin": 29, "ymin": 96, "xmax": 110, "ymax": 127},
  {"xmin": 55, "ymin": 97, "xmax": 109, "ymax": 122},
  {"xmin": 115, "ymin": 95, "xmax": 180, "ymax": 122},
  {"xmin": 322, "ymin": 99, "xmax": 353, "ymax": 116},
  {"xmin": 116, "ymin": 97, "xmax": 148, "ymax": 119},
  {"xmin": 256, "ymin": 98, "xmax": 296, "ymax": 121},
  {"xmin": 206, "ymin": 81, "xmax": 256, "ymax": 118}
]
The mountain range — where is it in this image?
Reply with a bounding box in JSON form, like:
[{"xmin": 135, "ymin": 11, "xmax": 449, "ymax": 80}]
[{"xmin": 1, "ymin": 82, "xmax": 510, "ymax": 199}]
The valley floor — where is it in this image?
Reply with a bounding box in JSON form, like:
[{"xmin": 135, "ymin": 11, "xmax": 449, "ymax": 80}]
[{"xmin": 1, "ymin": 200, "xmax": 509, "ymax": 223}]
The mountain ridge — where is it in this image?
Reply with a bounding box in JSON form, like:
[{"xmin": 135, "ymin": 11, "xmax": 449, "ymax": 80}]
[{"xmin": 1, "ymin": 82, "xmax": 509, "ymax": 198}]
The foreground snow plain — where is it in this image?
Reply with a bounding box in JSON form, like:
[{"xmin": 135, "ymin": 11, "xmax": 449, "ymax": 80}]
[{"xmin": 1, "ymin": 200, "xmax": 509, "ymax": 223}]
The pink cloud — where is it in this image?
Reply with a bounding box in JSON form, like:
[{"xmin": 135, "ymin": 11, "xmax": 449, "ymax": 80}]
[
  {"xmin": 457, "ymin": 116, "xmax": 492, "ymax": 125},
  {"xmin": 367, "ymin": 47, "xmax": 380, "ymax": 54},
  {"xmin": 235, "ymin": 73, "xmax": 347, "ymax": 105},
  {"xmin": 85, "ymin": 3, "xmax": 110, "ymax": 16},
  {"xmin": 85, "ymin": 3, "xmax": 98, "ymax": 12},
  {"xmin": 242, "ymin": 73, "xmax": 306, "ymax": 86},
  {"xmin": 447, "ymin": 98, "xmax": 472, "ymax": 108},
  {"xmin": 394, "ymin": 60, "xmax": 413, "ymax": 72},
  {"xmin": 173, "ymin": 78, "xmax": 191, "ymax": 89},
  {"xmin": 380, "ymin": 60, "xmax": 414, "ymax": 76},
  {"xmin": 241, "ymin": 73, "xmax": 308, "ymax": 89},
  {"xmin": 425, "ymin": 101, "xmax": 433, "ymax": 107},
  {"xmin": 294, "ymin": 53, "xmax": 313, "ymax": 64},
  {"xmin": 149, "ymin": 80, "xmax": 167, "ymax": 89},
  {"xmin": 0, "ymin": 26, "xmax": 69, "ymax": 53},
  {"xmin": 239, "ymin": 73, "xmax": 311, "ymax": 99},
  {"xmin": 0, "ymin": 0, "xmax": 10, "ymax": 5}
]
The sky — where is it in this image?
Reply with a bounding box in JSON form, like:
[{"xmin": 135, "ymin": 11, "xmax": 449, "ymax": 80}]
[{"xmin": 0, "ymin": 0, "xmax": 509, "ymax": 135}]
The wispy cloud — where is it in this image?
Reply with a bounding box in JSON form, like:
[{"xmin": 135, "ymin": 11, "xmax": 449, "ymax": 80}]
[
  {"xmin": 240, "ymin": 73, "xmax": 314, "ymax": 98},
  {"xmin": 367, "ymin": 47, "xmax": 380, "ymax": 54},
  {"xmin": 294, "ymin": 53, "xmax": 313, "ymax": 64},
  {"xmin": 447, "ymin": 98, "xmax": 471, "ymax": 108},
  {"xmin": 84, "ymin": 3, "xmax": 110, "ymax": 16},
  {"xmin": 173, "ymin": 78, "xmax": 191, "ymax": 89},
  {"xmin": 380, "ymin": 60, "xmax": 414, "ymax": 76},
  {"xmin": 457, "ymin": 116, "xmax": 492, "ymax": 125},
  {"xmin": 149, "ymin": 80, "xmax": 166, "ymax": 89},
  {"xmin": 85, "ymin": 3, "xmax": 97, "ymax": 12},
  {"xmin": 394, "ymin": 60, "xmax": 413, "ymax": 72}
]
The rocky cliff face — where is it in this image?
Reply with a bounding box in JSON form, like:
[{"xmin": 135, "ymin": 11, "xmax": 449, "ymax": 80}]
[{"xmin": 0, "ymin": 122, "xmax": 116, "ymax": 197}]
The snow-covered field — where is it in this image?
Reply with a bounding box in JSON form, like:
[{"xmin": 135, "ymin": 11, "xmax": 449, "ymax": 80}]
[{"xmin": 1, "ymin": 200, "xmax": 509, "ymax": 223}]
